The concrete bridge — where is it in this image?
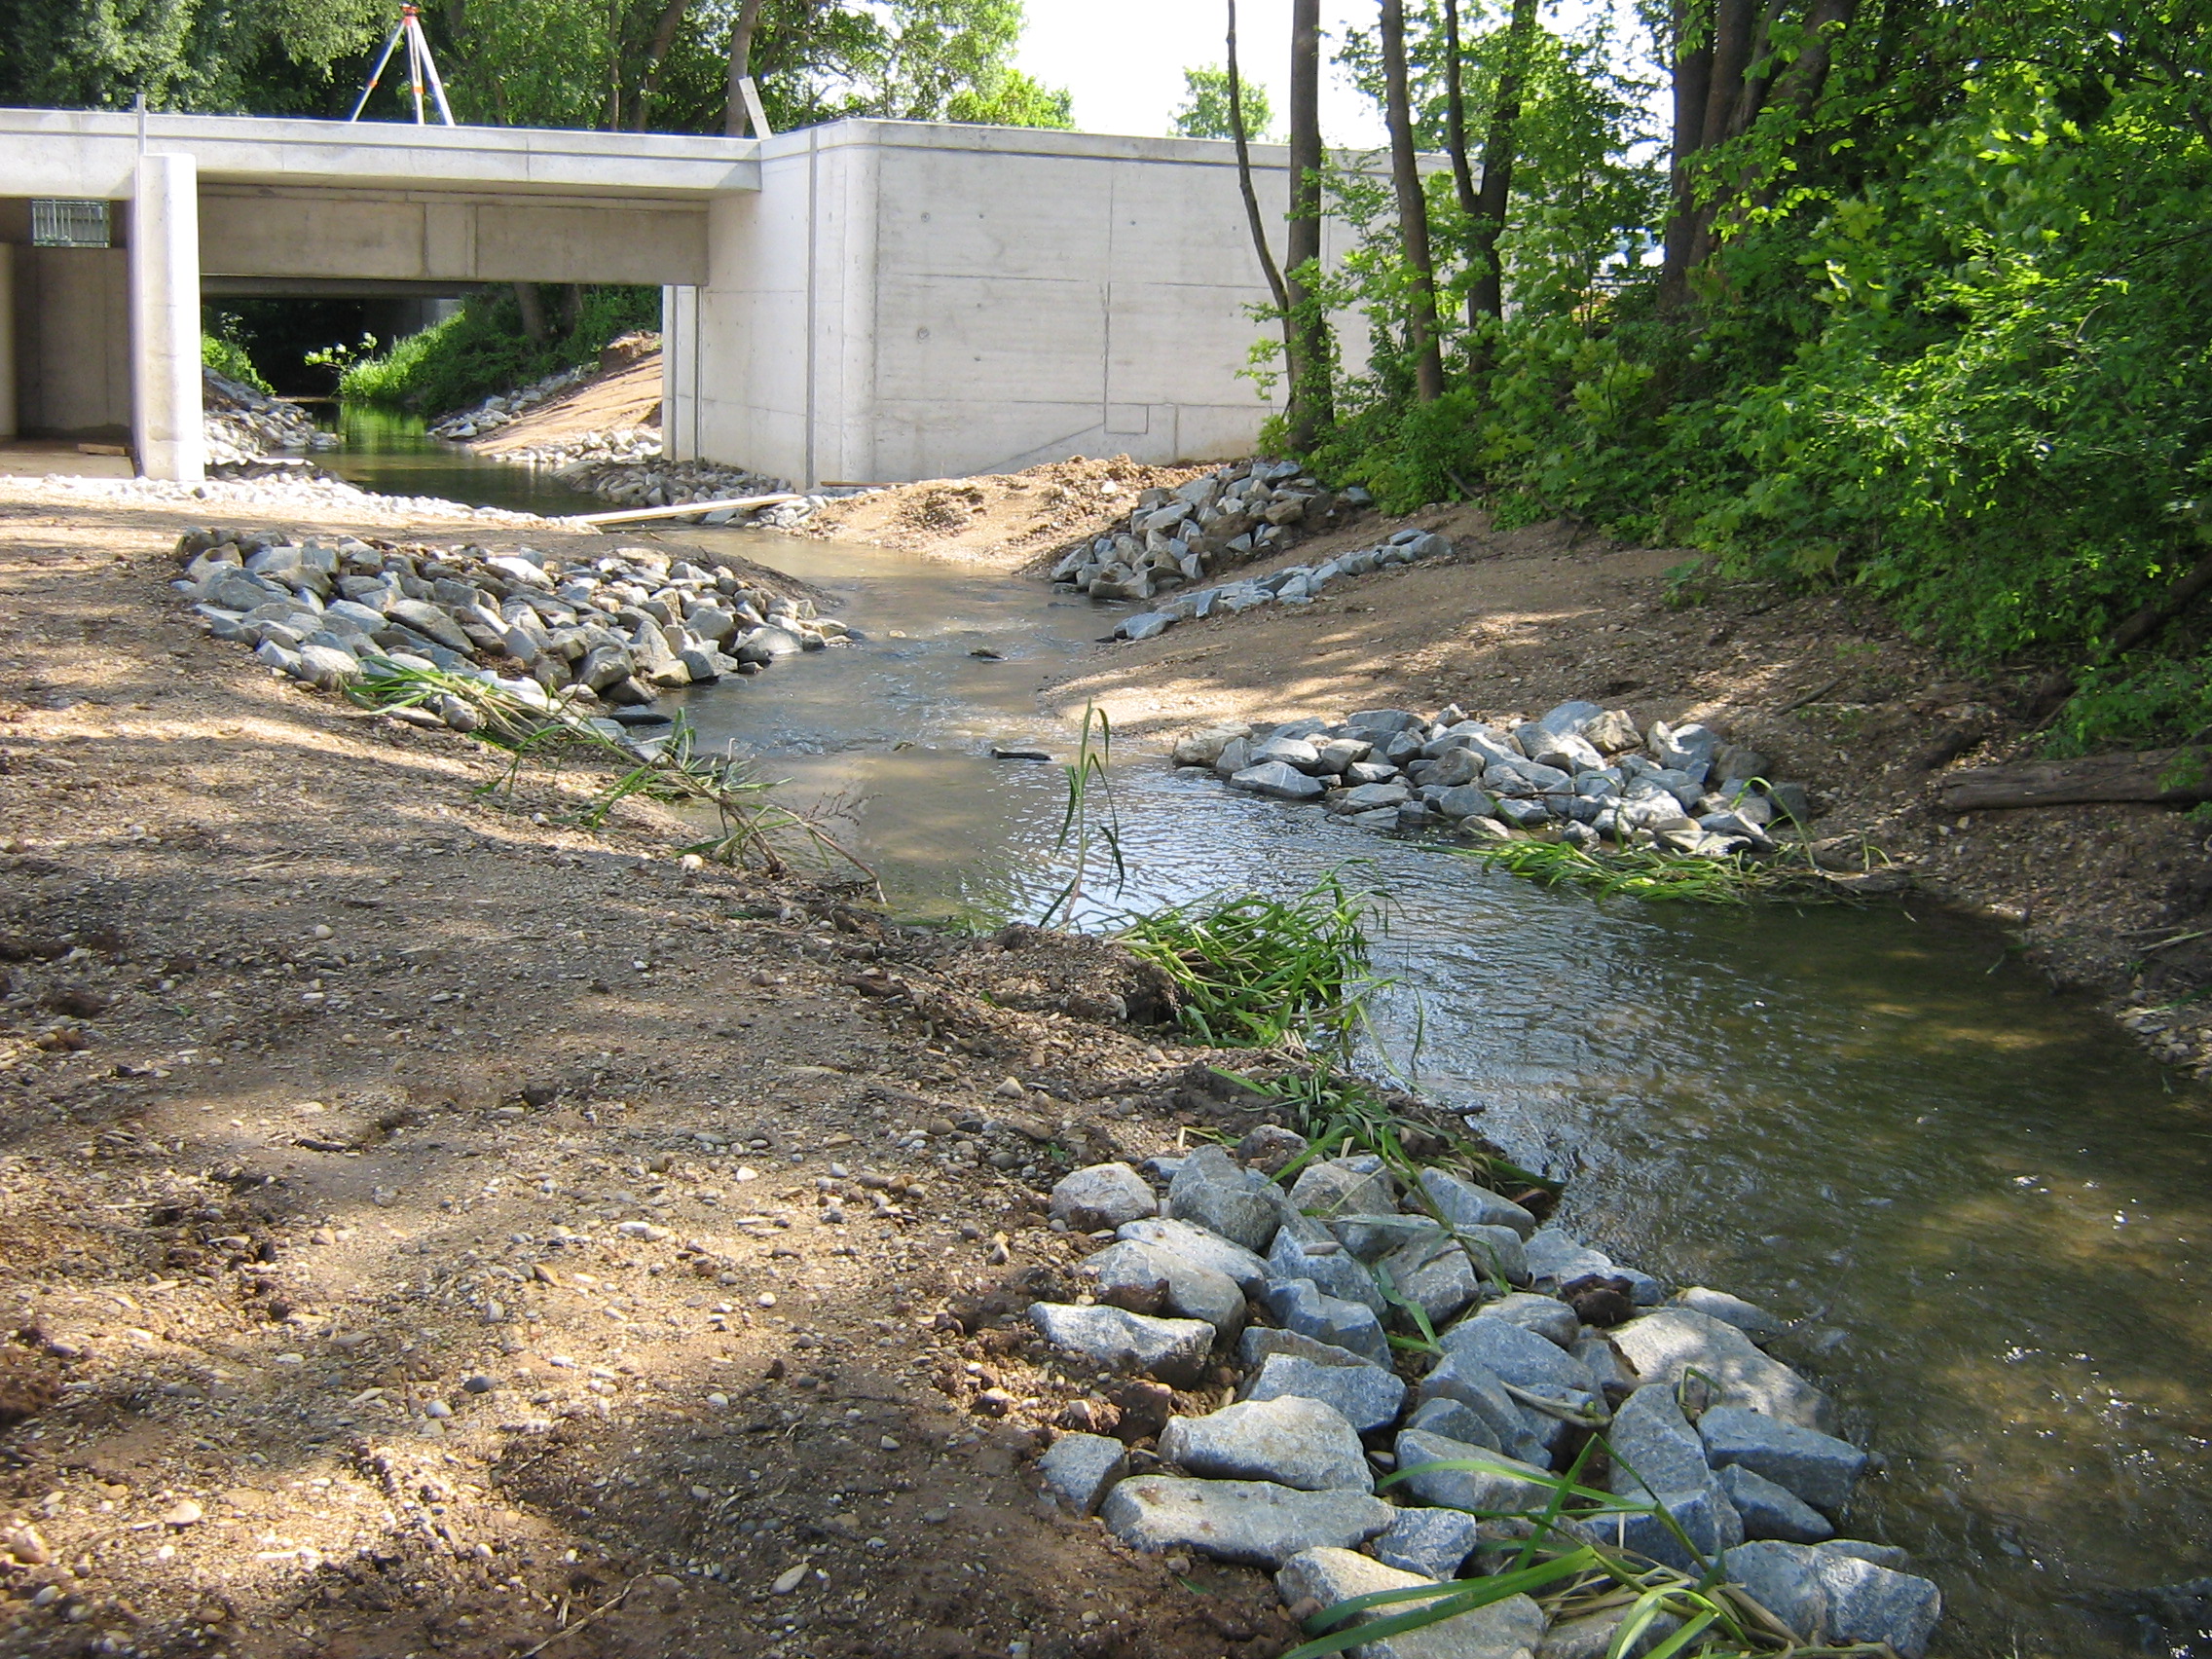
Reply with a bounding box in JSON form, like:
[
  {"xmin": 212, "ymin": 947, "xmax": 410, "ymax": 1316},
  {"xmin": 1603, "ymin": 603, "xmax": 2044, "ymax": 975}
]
[{"xmin": 0, "ymin": 109, "xmax": 1347, "ymax": 487}]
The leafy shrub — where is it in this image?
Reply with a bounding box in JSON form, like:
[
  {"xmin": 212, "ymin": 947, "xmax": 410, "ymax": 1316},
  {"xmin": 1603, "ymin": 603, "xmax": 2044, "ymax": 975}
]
[{"xmin": 338, "ymin": 285, "xmax": 662, "ymax": 416}]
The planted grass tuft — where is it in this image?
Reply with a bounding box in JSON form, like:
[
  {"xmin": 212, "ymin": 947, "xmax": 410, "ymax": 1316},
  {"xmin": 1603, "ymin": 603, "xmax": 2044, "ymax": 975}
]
[
  {"xmin": 1456, "ymin": 837, "xmax": 1852, "ymax": 904},
  {"xmin": 348, "ymin": 660, "xmax": 873, "ymax": 882},
  {"xmin": 1117, "ymin": 870, "xmax": 1390, "ymax": 1055}
]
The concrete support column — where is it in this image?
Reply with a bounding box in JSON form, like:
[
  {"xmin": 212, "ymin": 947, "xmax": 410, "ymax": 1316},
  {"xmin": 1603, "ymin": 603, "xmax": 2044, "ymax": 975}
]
[
  {"xmin": 129, "ymin": 153, "xmax": 204, "ymax": 482},
  {"xmin": 660, "ymin": 283, "xmax": 698, "ymax": 463},
  {"xmin": 0, "ymin": 243, "xmax": 17, "ymax": 440}
]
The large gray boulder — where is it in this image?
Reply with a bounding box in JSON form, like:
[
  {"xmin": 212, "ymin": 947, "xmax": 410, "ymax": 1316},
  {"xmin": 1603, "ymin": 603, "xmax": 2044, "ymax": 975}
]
[
  {"xmin": 1600, "ymin": 1383, "xmax": 1743, "ymax": 1573},
  {"xmin": 1117, "ymin": 1216, "xmax": 1271, "ymax": 1295},
  {"xmin": 1286, "ymin": 1157, "xmax": 1402, "ymax": 1259},
  {"xmin": 1374, "ymin": 1233, "xmax": 1484, "ymax": 1329},
  {"xmin": 1438, "ymin": 1315, "xmax": 1599, "ymax": 1402},
  {"xmin": 1610, "ymin": 1309, "xmax": 1837, "ymax": 1433},
  {"xmin": 1081, "ymin": 1239, "xmax": 1245, "ymax": 1336},
  {"xmin": 1050, "ymin": 1162, "xmax": 1158, "ymax": 1231},
  {"xmin": 1240, "ymin": 1325, "xmax": 1390, "ymax": 1372},
  {"xmin": 1392, "ymin": 1428, "xmax": 1557, "ymax": 1515},
  {"xmin": 1270, "ymin": 1212, "xmax": 1386, "ymax": 1315},
  {"xmin": 1720, "ymin": 1541, "xmax": 1941, "ymax": 1658},
  {"xmin": 1373, "ymin": 1507, "xmax": 1484, "ymax": 1581},
  {"xmin": 1168, "ymin": 1147, "xmax": 1285, "ymax": 1252},
  {"xmin": 1263, "ymin": 1277, "xmax": 1392, "ymax": 1366},
  {"xmin": 1522, "ymin": 1227, "xmax": 1661, "ymax": 1304},
  {"xmin": 1275, "ymin": 1548, "xmax": 1545, "ymax": 1659},
  {"xmin": 1419, "ymin": 1170, "xmax": 1537, "ymax": 1239},
  {"xmin": 1027, "ymin": 1302, "xmax": 1216, "ymax": 1385},
  {"xmin": 1718, "ymin": 1462, "xmax": 1835, "ymax": 1543},
  {"xmin": 1414, "ymin": 1356, "xmax": 1547, "ymax": 1466},
  {"xmin": 1243, "ymin": 1350, "xmax": 1407, "ymax": 1434},
  {"xmin": 1100, "ymin": 1477, "xmax": 1392, "ymax": 1567},
  {"xmin": 1697, "ymin": 1405, "xmax": 1867, "ymax": 1515},
  {"xmin": 1475, "ymin": 1293, "xmax": 1579, "ymax": 1348},
  {"xmin": 1536, "ymin": 1606, "xmax": 1681, "ymax": 1659},
  {"xmin": 1160, "ymin": 1395, "xmax": 1372, "ymax": 1493},
  {"xmin": 1232, "ymin": 760, "xmax": 1327, "ymax": 801},
  {"xmin": 1039, "ymin": 1432, "xmax": 1127, "ymax": 1516}
]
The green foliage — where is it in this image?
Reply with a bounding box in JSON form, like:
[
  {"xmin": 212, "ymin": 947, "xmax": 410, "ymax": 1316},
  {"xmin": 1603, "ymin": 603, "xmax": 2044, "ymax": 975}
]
[
  {"xmin": 335, "ymin": 285, "xmax": 659, "ymax": 415},
  {"xmin": 1173, "ymin": 65, "xmax": 1270, "ymax": 142},
  {"xmin": 0, "ymin": 0, "xmax": 1066, "ymax": 139},
  {"xmin": 201, "ymin": 315, "xmax": 274, "ymax": 393},
  {"xmin": 1117, "ymin": 872, "xmax": 1391, "ymax": 1056},
  {"xmin": 1293, "ymin": 1, "xmax": 2212, "ymax": 751}
]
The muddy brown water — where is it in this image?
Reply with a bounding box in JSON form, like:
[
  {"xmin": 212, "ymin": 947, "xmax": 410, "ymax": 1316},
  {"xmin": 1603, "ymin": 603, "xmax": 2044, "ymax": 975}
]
[{"xmin": 336, "ymin": 435, "xmax": 2212, "ymax": 1656}]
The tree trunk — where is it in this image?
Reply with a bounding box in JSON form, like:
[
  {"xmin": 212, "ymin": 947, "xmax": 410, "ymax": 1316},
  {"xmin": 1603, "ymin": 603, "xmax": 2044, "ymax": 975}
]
[
  {"xmin": 1284, "ymin": 0, "xmax": 1331, "ymax": 447},
  {"xmin": 1662, "ymin": 0, "xmax": 1858, "ymax": 309},
  {"xmin": 1938, "ymin": 752, "xmax": 2212, "ymax": 813},
  {"xmin": 1467, "ymin": 0, "xmax": 1539, "ymax": 326},
  {"xmin": 513, "ymin": 281, "xmax": 548, "ymax": 345},
  {"xmin": 1442, "ymin": 0, "xmax": 1481, "ymax": 320},
  {"xmin": 1658, "ymin": 0, "xmax": 1715, "ymax": 311},
  {"xmin": 607, "ymin": 0, "xmax": 623, "ymax": 130},
  {"xmin": 1381, "ymin": 0, "xmax": 1444, "ymax": 401},
  {"xmin": 632, "ymin": 0, "xmax": 692, "ymax": 130},
  {"xmin": 1227, "ymin": 0, "xmax": 1305, "ymax": 448},
  {"xmin": 723, "ymin": 0, "xmax": 766, "ymax": 136}
]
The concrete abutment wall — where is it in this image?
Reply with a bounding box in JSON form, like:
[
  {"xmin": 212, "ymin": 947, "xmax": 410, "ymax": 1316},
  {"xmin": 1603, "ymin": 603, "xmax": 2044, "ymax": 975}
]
[{"xmin": 0, "ymin": 109, "xmax": 1370, "ymax": 484}]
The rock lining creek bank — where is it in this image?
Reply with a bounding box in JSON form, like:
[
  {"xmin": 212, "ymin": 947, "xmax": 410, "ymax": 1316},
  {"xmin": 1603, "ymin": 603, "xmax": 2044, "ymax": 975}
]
[{"xmin": 52, "ymin": 464, "xmax": 2194, "ymax": 1659}]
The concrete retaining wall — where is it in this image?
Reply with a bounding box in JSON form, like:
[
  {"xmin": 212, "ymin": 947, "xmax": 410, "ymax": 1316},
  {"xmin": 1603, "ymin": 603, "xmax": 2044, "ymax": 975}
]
[{"xmin": 679, "ymin": 122, "xmax": 1375, "ymax": 486}]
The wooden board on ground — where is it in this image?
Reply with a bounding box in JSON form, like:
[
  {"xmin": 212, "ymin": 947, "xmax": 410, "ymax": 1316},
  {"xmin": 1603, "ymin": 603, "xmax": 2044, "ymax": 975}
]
[
  {"xmin": 575, "ymin": 492, "xmax": 800, "ymax": 529},
  {"xmin": 1937, "ymin": 749, "xmax": 2212, "ymax": 811}
]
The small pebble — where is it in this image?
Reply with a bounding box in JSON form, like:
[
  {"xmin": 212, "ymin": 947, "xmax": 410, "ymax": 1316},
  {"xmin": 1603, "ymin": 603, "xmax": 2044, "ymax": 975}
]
[
  {"xmin": 461, "ymin": 1375, "xmax": 495, "ymax": 1394},
  {"xmin": 424, "ymin": 1400, "xmax": 453, "ymax": 1419},
  {"xmin": 159, "ymin": 1500, "xmax": 203, "ymax": 1528},
  {"xmin": 879, "ymin": 1435, "xmax": 901, "ymax": 1451},
  {"xmin": 771, "ymin": 1565, "xmax": 808, "ymax": 1595}
]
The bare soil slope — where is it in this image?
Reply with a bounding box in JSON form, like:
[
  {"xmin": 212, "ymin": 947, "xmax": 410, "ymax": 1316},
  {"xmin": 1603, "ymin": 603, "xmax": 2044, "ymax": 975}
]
[
  {"xmin": 805, "ymin": 459, "xmax": 1214, "ymax": 568},
  {"xmin": 0, "ymin": 487, "xmax": 1305, "ymax": 1659},
  {"xmin": 465, "ymin": 358, "xmax": 663, "ymax": 456}
]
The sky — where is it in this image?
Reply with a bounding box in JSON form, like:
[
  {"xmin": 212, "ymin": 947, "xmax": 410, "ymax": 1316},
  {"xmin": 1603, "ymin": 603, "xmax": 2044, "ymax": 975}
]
[{"xmin": 1014, "ymin": 1, "xmax": 1392, "ymax": 150}]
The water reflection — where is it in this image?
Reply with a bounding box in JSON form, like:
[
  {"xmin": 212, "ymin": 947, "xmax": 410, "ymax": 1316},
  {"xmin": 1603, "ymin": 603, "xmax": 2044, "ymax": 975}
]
[{"xmin": 317, "ymin": 407, "xmax": 595, "ymax": 518}]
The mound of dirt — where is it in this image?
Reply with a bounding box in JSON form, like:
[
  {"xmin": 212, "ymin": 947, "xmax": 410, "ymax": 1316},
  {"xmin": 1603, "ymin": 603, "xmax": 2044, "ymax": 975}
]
[{"xmin": 806, "ymin": 456, "xmax": 1215, "ymax": 568}]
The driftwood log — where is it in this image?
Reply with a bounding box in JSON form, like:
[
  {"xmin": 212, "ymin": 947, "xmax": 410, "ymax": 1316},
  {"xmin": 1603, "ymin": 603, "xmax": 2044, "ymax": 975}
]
[{"xmin": 1938, "ymin": 749, "xmax": 2212, "ymax": 812}]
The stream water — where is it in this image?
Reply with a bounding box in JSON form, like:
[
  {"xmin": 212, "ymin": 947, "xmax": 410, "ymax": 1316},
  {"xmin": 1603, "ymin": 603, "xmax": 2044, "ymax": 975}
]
[{"xmin": 337, "ymin": 425, "xmax": 2212, "ymax": 1657}]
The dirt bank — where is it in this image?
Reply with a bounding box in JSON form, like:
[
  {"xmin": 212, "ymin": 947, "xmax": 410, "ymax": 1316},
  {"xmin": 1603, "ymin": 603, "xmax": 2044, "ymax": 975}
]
[
  {"xmin": 804, "ymin": 459, "xmax": 1212, "ymax": 568},
  {"xmin": 460, "ymin": 357, "xmax": 664, "ymax": 458},
  {"xmin": 0, "ymin": 484, "xmax": 1313, "ymax": 1659},
  {"xmin": 843, "ymin": 460, "xmax": 2212, "ymax": 1076}
]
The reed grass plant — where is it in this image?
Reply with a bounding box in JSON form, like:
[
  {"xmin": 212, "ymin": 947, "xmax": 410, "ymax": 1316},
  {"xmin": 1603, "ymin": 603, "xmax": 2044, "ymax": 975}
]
[
  {"xmin": 346, "ymin": 661, "xmax": 872, "ymax": 882},
  {"xmin": 1455, "ymin": 838, "xmax": 1848, "ymax": 904}
]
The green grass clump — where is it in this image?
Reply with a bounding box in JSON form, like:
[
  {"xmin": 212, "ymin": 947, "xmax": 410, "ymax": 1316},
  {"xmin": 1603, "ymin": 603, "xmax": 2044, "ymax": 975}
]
[
  {"xmin": 1456, "ymin": 838, "xmax": 1849, "ymax": 904},
  {"xmin": 345, "ymin": 661, "xmax": 871, "ymax": 882},
  {"xmin": 1118, "ymin": 871, "xmax": 1389, "ymax": 1055},
  {"xmin": 202, "ymin": 329, "xmax": 273, "ymax": 394}
]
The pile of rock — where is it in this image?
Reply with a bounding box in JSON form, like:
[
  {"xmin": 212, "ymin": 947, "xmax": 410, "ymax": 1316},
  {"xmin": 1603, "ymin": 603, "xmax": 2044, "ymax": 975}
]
[
  {"xmin": 545, "ymin": 454, "xmax": 834, "ymax": 530},
  {"xmin": 171, "ymin": 528, "xmax": 850, "ymax": 730},
  {"xmin": 1103, "ymin": 527, "xmax": 1452, "ymax": 643},
  {"xmin": 21, "ymin": 471, "xmax": 559, "ymax": 523},
  {"xmin": 1029, "ymin": 1138, "xmax": 1941, "ymax": 1657},
  {"xmin": 202, "ymin": 368, "xmax": 334, "ymax": 463},
  {"xmin": 1171, "ymin": 701, "xmax": 1817, "ymax": 857},
  {"xmin": 426, "ymin": 367, "xmax": 593, "ymax": 442},
  {"xmin": 1048, "ymin": 459, "xmax": 1372, "ymax": 605}
]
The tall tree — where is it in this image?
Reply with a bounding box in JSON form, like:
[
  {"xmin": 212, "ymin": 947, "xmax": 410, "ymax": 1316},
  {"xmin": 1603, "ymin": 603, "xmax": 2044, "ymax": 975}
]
[
  {"xmin": 1456, "ymin": 0, "xmax": 1539, "ymax": 328},
  {"xmin": 1224, "ymin": 0, "xmax": 1301, "ymax": 434},
  {"xmin": 1658, "ymin": 0, "xmax": 1858, "ymax": 310},
  {"xmin": 723, "ymin": 0, "xmax": 766, "ymax": 134},
  {"xmin": 1380, "ymin": 0, "xmax": 1444, "ymax": 400},
  {"xmin": 1284, "ymin": 0, "xmax": 1331, "ymax": 446}
]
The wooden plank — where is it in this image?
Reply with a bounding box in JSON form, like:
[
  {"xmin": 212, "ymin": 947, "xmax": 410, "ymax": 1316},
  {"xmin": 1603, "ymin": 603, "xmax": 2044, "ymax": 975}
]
[
  {"xmin": 574, "ymin": 492, "xmax": 800, "ymax": 529},
  {"xmin": 1936, "ymin": 748, "xmax": 2212, "ymax": 811}
]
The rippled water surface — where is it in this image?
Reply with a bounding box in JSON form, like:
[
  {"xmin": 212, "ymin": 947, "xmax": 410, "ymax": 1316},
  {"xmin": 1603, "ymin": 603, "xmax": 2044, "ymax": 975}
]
[{"xmin": 342, "ymin": 440, "xmax": 2212, "ymax": 1655}]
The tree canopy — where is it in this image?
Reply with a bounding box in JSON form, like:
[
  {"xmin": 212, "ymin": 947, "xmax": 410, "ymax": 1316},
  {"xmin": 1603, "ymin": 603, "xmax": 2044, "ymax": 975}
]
[
  {"xmin": 1174, "ymin": 64, "xmax": 1271, "ymax": 142},
  {"xmin": 0, "ymin": 0, "xmax": 1072, "ymax": 135}
]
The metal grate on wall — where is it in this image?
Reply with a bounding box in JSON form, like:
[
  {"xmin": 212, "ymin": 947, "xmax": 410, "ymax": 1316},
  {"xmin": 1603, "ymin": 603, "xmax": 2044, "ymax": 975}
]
[{"xmin": 31, "ymin": 200, "xmax": 111, "ymax": 248}]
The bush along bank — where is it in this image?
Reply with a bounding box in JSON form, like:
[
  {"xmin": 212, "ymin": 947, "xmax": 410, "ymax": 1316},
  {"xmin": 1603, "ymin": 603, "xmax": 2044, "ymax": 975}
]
[
  {"xmin": 1175, "ymin": 701, "xmax": 1828, "ymax": 865},
  {"xmin": 169, "ymin": 527, "xmax": 852, "ymax": 731},
  {"xmin": 1049, "ymin": 458, "xmax": 1374, "ymax": 605},
  {"xmin": 1023, "ymin": 1127, "xmax": 1942, "ymax": 1657}
]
